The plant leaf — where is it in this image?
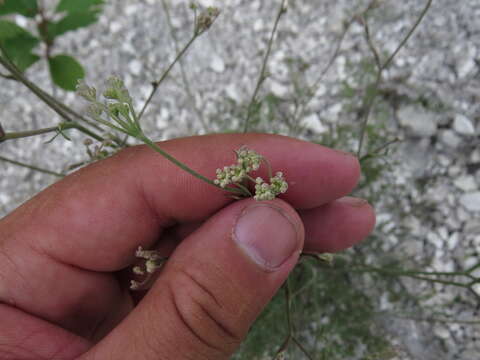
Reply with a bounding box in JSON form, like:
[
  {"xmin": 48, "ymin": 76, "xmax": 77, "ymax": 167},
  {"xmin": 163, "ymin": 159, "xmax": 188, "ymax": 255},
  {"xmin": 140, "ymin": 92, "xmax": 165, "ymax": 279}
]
[
  {"xmin": 49, "ymin": 10, "xmax": 100, "ymax": 37},
  {"xmin": 55, "ymin": 0, "xmax": 104, "ymax": 13},
  {"xmin": 0, "ymin": 20, "xmax": 27, "ymax": 41},
  {"xmin": 48, "ymin": 55, "xmax": 85, "ymax": 91},
  {"xmin": 1, "ymin": 29, "xmax": 40, "ymax": 71},
  {"xmin": 0, "ymin": 0, "xmax": 38, "ymax": 18}
]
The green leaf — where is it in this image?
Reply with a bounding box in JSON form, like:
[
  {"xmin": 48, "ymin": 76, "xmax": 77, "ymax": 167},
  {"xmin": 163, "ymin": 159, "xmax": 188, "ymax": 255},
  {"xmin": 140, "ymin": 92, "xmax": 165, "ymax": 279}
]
[
  {"xmin": 0, "ymin": 20, "xmax": 27, "ymax": 41},
  {"xmin": 9, "ymin": 51, "xmax": 40, "ymax": 72},
  {"xmin": 48, "ymin": 55, "xmax": 85, "ymax": 91},
  {"xmin": 0, "ymin": 0, "xmax": 38, "ymax": 17},
  {"xmin": 1, "ymin": 30, "xmax": 40, "ymax": 71},
  {"xmin": 49, "ymin": 10, "xmax": 100, "ymax": 37},
  {"xmin": 55, "ymin": 0, "xmax": 104, "ymax": 13}
]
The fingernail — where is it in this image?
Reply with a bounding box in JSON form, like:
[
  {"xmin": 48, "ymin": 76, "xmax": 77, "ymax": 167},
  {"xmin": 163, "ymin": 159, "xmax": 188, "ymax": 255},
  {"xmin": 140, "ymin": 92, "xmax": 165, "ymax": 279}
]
[
  {"xmin": 233, "ymin": 204, "xmax": 300, "ymax": 271},
  {"xmin": 338, "ymin": 196, "xmax": 368, "ymax": 208}
]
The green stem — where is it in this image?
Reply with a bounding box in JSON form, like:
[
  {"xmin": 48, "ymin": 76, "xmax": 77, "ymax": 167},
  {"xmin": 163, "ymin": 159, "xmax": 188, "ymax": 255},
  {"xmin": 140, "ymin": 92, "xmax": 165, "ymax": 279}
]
[
  {"xmin": 0, "ymin": 54, "xmax": 98, "ymax": 129},
  {"xmin": 0, "ymin": 155, "xmax": 64, "ymax": 177},
  {"xmin": 292, "ymin": 337, "xmax": 314, "ymax": 360},
  {"xmin": 0, "ymin": 72, "xmax": 16, "ymax": 80},
  {"xmin": 383, "ymin": 0, "xmax": 433, "ymax": 69},
  {"xmin": 137, "ymin": 34, "xmax": 199, "ymax": 121},
  {"xmin": 379, "ymin": 311, "xmax": 480, "ymax": 325},
  {"xmin": 232, "ymin": 182, "xmax": 252, "ymax": 197},
  {"xmin": 356, "ymin": 0, "xmax": 433, "ymax": 157},
  {"xmin": 0, "ymin": 124, "xmax": 72, "ymax": 142},
  {"xmin": 161, "ymin": 0, "xmax": 208, "ymax": 132},
  {"xmin": 0, "ymin": 122, "xmax": 104, "ymax": 143},
  {"xmin": 139, "ymin": 135, "xmax": 245, "ymax": 195},
  {"xmin": 0, "ymin": 53, "xmax": 121, "ymax": 147},
  {"xmin": 349, "ymin": 265, "xmax": 474, "ymax": 288},
  {"xmin": 359, "ymin": 137, "xmax": 401, "ymax": 163},
  {"xmin": 291, "ymin": 1, "xmax": 363, "ymax": 130},
  {"xmin": 243, "ymin": 0, "xmax": 287, "ymax": 133}
]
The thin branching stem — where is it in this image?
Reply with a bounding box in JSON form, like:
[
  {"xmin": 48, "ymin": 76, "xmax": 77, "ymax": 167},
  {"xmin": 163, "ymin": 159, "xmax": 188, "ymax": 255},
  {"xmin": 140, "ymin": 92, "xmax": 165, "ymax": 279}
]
[
  {"xmin": 378, "ymin": 311, "xmax": 480, "ymax": 325},
  {"xmin": 0, "ymin": 53, "xmax": 100, "ymax": 130},
  {"xmin": 347, "ymin": 264, "xmax": 479, "ymax": 291},
  {"xmin": 0, "ymin": 155, "xmax": 64, "ymax": 177},
  {"xmin": 243, "ymin": 0, "xmax": 287, "ymax": 133},
  {"xmin": 0, "ymin": 72, "xmax": 16, "ymax": 80},
  {"xmin": 139, "ymin": 135, "xmax": 245, "ymax": 195},
  {"xmin": 291, "ymin": 1, "xmax": 380, "ymax": 134},
  {"xmin": 359, "ymin": 137, "xmax": 401, "ymax": 162},
  {"xmin": 161, "ymin": 0, "xmax": 208, "ymax": 132},
  {"xmin": 356, "ymin": 0, "xmax": 433, "ymax": 157},
  {"xmin": 137, "ymin": 34, "xmax": 199, "ymax": 121},
  {"xmin": 292, "ymin": 337, "xmax": 315, "ymax": 360},
  {"xmin": 0, "ymin": 53, "xmax": 129, "ymax": 146},
  {"xmin": 0, "ymin": 56, "xmax": 128, "ymax": 149},
  {"xmin": 274, "ymin": 279, "xmax": 315, "ymax": 359},
  {"xmin": 0, "ymin": 122, "xmax": 104, "ymax": 143}
]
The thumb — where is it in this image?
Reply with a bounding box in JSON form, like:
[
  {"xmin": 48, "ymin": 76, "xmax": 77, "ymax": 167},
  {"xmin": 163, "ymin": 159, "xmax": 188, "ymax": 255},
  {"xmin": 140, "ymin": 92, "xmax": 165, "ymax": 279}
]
[{"xmin": 82, "ymin": 198, "xmax": 304, "ymax": 360}]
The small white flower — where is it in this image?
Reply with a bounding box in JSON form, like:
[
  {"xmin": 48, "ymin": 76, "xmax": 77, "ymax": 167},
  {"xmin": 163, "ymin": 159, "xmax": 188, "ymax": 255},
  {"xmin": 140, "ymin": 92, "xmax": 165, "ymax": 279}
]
[
  {"xmin": 213, "ymin": 147, "xmax": 288, "ymax": 201},
  {"xmin": 132, "ymin": 266, "xmax": 145, "ymax": 275},
  {"xmin": 145, "ymin": 259, "xmax": 158, "ymax": 273}
]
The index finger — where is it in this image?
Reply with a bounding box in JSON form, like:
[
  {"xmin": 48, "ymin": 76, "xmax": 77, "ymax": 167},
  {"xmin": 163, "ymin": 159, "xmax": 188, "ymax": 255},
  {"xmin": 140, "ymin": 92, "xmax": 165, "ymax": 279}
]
[{"xmin": 0, "ymin": 133, "xmax": 359, "ymax": 271}]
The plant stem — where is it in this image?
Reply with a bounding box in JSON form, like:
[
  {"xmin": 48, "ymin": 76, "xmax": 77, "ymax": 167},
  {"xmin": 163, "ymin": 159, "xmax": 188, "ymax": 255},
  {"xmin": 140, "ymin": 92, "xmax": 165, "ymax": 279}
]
[
  {"xmin": 0, "ymin": 122, "xmax": 104, "ymax": 143},
  {"xmin": 359, "ymin": 137, "xmax": 401, "ymax": 163},
  {"xmin": 0, "ymin": 124, "xmax": 73, "ymax": 142},
  {"xmin": 275, "ymin": 279, "xmax": 315, "ymax": 359},
  {"xmin": 0, "ymin": 155, "xmax": 64, "ymax": 177},
  {"xmin": 291, "ymin": 1, "xmax": 366, "ymax": 131},
  {"xmin": 292, "ymin": 337, "xmax": 314, "ymax": 360},
  {"xmin": 347, "ymin": 265, "xmax": 477, "ymax": 289},
  {"xmin": 0, "ymin": 72, "xmax": 16, "ymax": 80},
  {"xmin": 0, "ymin": 52, "xmax": 128, "ymax": 146},
  {"xmin": 0, "ymin": 54, "xmax": 117, "ymax": 144},
  {"xmin": 356, "ymin": 0, "xmax": 433, "ymax": 157},
  {"xmin": 161, "ymin": 0, "xmax": 208, "ymax": 132},
  {"xmin": 243, "ymin": 0, "xmax": 287, "ymax": 133},
  {"xmin": 137, "ymin": 34, "xmax": 199, "ymax": 122},
  {"xmin": 378, "ymin": 311, "xmax": 480, "ymax": 325},
  {"xmin": 138, "ymin": 135, "xmax": 245, "ymax": 195}
]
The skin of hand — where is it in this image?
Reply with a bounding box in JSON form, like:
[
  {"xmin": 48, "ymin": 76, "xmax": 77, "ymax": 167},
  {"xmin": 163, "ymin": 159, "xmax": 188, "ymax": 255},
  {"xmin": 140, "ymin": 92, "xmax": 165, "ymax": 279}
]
[{"xmin": 0, "ymin": 133, "xmax": 375, "ymax": 360}]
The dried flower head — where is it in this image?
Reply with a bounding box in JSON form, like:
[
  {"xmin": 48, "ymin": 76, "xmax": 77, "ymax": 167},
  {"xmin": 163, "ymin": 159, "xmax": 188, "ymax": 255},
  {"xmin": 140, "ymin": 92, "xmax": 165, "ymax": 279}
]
[
  {"xmin": 103, "ymin": 76, "xmax": 132, "ymax": 104},
  {"xmin": 76, "ymin": 81, "xmax": 97, "ymax": 102},
  {"xmin": 195, "ymin": 6, "xmax": 220, "ymax": 34},
  {"xmin": 130, "ymin": 246, "xmax": 167, "ymax": 290}
]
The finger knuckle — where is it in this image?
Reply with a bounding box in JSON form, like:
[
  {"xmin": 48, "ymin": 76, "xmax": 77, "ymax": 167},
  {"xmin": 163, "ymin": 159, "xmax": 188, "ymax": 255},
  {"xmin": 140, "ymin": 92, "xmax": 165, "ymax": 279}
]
[{"xmin": 166, "ymin": 267, "xmax": 243, "ymax": 356}]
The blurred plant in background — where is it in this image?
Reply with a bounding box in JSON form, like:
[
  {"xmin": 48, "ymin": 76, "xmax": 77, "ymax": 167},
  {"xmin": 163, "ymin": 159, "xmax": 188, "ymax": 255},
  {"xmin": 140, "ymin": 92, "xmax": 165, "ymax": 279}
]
[{"xmin": 0, "ymin": 0, "xmax": 104, "ymax": 90}]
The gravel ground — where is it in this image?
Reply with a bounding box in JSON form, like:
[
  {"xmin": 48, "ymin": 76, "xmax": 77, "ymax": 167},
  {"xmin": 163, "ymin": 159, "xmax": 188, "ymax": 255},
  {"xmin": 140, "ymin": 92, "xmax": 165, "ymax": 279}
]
[{"xmin": 1, "ymin": 0, "xmax": 479, "ymax": 359}]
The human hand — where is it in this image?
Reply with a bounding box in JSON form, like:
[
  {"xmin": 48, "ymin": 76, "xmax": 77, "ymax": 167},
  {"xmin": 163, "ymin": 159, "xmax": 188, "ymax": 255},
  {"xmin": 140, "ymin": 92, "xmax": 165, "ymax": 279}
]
[{"xmin": 0, "ymin": 133, "xmax": 375, "ymax": 359}]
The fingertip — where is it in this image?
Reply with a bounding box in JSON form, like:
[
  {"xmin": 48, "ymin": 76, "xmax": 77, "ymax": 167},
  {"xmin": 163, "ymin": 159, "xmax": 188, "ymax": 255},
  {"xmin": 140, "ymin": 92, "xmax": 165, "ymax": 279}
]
[{"xmin": 301, "ymin": 196, "xmax": 376, "ymax": 253}]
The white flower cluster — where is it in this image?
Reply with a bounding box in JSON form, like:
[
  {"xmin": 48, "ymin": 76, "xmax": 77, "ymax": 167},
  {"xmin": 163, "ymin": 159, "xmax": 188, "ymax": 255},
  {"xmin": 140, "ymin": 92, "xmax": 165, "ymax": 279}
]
[
  {"xmin": 254, "ymin": 172, "xmax": 288, "ymax": 201},
  {"xmin": 214, "ymin": 147, "xmax": 288, "ymax": 201},
  {"xmin": 214, "ymin": 148, "xmax": 262, "ymax": 188},
  {"xmin": 130, "ymin": 246, "xmax": 166, "ymax": 290}
]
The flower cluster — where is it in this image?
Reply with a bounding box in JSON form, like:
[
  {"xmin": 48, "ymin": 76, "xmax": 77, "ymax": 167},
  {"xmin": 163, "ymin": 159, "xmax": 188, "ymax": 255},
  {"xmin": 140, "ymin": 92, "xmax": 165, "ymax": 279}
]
[
  {"xmin": 254, "ymin": 172, "xmax": 288, "ymax": 201},
  {"xmin": 214, "ymin": 147, "xmax": 288, "ymax": 201},
  {"xmin": 214, "ymin": 148, "xmax": 262, "ymax": 188},
  {"xmin": 103, "ymin": 76, "xmax": 133, "ymax": 104},
  {"xmin": 130, "ymin": 246, "xmax": 167, "ymax": 290},
  {"xmin": 77, "ymin": 76, "xmax": 142, "ymax": 137},
  {"xmin": 194, "ymin": 6, "xmax": 221, "ymax": 35}
]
